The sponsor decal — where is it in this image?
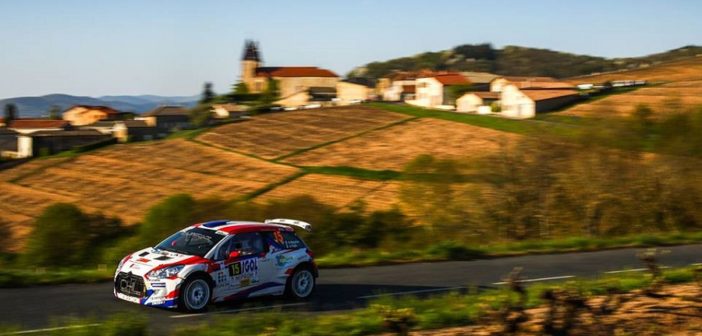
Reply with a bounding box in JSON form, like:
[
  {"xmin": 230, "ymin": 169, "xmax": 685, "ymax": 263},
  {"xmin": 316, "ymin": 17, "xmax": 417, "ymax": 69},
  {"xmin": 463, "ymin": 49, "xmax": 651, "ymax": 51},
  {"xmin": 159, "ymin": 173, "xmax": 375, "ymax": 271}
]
[
  {"xmin": 240, "ymin": 278, "xmax": 251, "ymax": 287},
  {"xmin": 276, "ymin": 254, "xmax": 293, "ymax": 267},
  {"xmin": 151, "ymin": 282, "xmax": 166, "ymax": 288}
]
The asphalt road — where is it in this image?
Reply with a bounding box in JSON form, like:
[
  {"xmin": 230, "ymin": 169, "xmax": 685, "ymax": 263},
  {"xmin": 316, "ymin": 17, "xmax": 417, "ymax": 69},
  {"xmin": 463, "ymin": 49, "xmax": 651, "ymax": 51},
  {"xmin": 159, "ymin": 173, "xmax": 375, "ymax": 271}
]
[{"xmin": 2, "ymin": 244, "xmax": 702, "ymax": 335}]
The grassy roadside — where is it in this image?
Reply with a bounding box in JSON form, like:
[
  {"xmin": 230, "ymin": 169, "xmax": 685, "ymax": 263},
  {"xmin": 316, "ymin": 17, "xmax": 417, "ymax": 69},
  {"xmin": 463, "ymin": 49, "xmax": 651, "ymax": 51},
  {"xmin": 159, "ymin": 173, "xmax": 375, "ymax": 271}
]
[
  {"xmin": 3, "ymin": 231, "xmax": 702, "ymax": 288},
  {"xmin": 2, "ymin": 266, "xmax": 697, "ymax": 336}
]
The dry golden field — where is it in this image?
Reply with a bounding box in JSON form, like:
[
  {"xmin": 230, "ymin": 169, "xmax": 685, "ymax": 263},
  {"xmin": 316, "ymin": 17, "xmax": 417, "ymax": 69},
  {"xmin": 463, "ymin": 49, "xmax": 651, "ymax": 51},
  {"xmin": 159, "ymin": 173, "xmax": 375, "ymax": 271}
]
[
  {"xmin": 2, "ymin": 139, "xmax": 298, "ymax": 230},
  {"xmin": 254, "ymin": 174, "xmax": 403, "ymax": 212},
  {"xmin": 562, "ymin": 56, "xmax": 702, "ymax": 118},
  {"xmin": 284, "ymin": 118, "xmax": 519, "ymax": 171},
  {"xmin": 196, "ymin": 106, "xmax": 409, "ymax": 159}
]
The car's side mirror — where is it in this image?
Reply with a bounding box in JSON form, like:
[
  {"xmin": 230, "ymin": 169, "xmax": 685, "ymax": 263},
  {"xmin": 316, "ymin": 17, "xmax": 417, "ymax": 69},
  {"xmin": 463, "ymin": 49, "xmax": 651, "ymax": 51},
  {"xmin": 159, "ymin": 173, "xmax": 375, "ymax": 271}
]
[{"xmin": 227, "ymin": 250, "xmax": 241, "ymax": 262}]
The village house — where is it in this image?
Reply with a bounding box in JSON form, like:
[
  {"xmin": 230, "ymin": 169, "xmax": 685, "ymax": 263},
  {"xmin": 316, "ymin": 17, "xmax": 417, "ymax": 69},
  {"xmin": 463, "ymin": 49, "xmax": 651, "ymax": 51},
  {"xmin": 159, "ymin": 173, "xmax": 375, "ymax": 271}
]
[
  {"xmin": 456, "ymin": 91, "xmax": 500, "ymax": 113},
  {"xmin": 7, "ymin": 119, "xmax": 72, "ymax": 134},
  {"xmin": 137, "ymin": 106, "xmax": 191, "ymax": 135},
  {"xmin": 409, "ymin": 73, "xmax": 471, "ymax": 109},
  {"xmin": 62, "ymin": 105, "xmax": 125, "ymax": 126},
  {"xmin": 15, "ymin": 129, "xmax": 112, "ymax": 158},
  {"xmin": 460, "ymin": 71, "xmax": 500, "ymax": 91},
  {"xmin": 0, "ymin": 128, "xmax": 18, "ymax": 158},
  {"xmin": 490, "ymin": 76, "xmax": 574, "ymax": 92},
  {"xmin": 239, "ymin": 40, "xmax": 340, "ymax": 108},
  {"xmin": 500, "ymin": 84, "xmax": 580, "ymax": 119},
  {"xmin": 85, "ymin": 119, "xmax": 158, "ymax": 142},
  {"xmin": 378, "ymin": 70, "xmax": 436, "ymax": 102},
  {"xmin": 336, "ymin": 79, "xmax": 374, "ymax": 105}
]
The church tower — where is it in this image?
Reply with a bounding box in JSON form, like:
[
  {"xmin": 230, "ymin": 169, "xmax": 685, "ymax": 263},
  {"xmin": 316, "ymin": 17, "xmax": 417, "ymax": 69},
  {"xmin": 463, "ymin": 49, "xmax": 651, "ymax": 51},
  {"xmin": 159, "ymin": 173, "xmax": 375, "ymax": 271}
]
[{"xmin": 241, "ymin": 40, "xmax": 261, "ymax": 91}]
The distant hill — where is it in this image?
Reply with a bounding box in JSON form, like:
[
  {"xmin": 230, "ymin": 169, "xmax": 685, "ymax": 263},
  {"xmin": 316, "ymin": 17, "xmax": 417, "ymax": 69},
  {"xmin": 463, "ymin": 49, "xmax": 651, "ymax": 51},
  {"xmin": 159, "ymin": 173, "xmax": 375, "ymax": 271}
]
[
  {"xmin": 0, "ymin": 94, "xmax": 199, "ymax": 118},
  {"xmin": 349, "ymin": 44, "xmax": 702, "ymax": 80}
]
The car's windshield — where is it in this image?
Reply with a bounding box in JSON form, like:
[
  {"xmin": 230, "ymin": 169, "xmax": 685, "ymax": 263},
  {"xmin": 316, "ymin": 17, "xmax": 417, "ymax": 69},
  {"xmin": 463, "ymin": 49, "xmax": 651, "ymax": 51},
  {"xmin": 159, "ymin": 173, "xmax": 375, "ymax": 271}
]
[{"xmin": 155, "ymin": 227, "xmax": 225, "ymax": 257}]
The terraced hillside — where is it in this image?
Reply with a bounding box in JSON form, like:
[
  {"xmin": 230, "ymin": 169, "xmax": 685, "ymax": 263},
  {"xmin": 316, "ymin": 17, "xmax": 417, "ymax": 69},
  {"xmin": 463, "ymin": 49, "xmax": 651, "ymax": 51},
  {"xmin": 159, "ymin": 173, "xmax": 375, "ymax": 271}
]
[
  {"xmin": 197, "ymin": 106, "xmax": 410, "ymax": 160},
  {"xmin": 284, "ymin": 118, "xmax": 519, "ymax": 171},
  {"xmin": 0, "ymin": 140, "xmax": 298, "ymax": 249},
  {"xmin": 562, "ymin": 56, "xmax": 702, "ymax": 118}
]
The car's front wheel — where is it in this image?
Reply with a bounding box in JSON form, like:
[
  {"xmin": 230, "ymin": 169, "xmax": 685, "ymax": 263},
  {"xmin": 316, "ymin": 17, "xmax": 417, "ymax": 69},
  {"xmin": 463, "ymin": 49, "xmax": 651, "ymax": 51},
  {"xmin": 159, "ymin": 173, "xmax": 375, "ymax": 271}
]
[
  {"xmin": 178, "ymin": 275, "xmax": 211, "ymax": 312},
  {"xmin": 286, "ymin": 267, "xmax": 315, "ymax": 299}
]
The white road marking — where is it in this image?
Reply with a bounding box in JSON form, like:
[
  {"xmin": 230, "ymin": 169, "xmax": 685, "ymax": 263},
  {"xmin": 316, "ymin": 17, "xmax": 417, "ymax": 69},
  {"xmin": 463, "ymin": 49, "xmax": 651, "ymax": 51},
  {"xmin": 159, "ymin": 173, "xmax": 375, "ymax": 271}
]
[
  {"xmin": 170, "ymin": 302, "xmax": 308, "ymax": 319},
  {"xmin": 605, "ymin": 266, "xmax": 670, "ymax": 274},
  {"xmin": 358, "ymin": 286, "xmax": 465, "ymax": 299},
  {"xmin": 4, "ymin": 323, "xmax": 101, "ymax": 335},
  {"xmin": 492, "ymin": 275, "xmax": 575, "ymax": 285},
  {"xmin": 604, "ymin": 268, "xmax": 647, "ymax": 274}
]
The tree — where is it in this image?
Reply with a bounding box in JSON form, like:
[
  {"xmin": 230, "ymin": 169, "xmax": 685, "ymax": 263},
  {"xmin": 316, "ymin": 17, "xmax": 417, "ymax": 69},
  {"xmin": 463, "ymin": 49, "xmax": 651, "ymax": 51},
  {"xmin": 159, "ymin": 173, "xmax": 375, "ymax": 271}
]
[
  {"xmin": 137, "ymin": 194, "xmax": 197, "ymax": 246},
  {"xmin": 3, "ymin": 103, "xmax": 18, "ymax": 124},
  {"xmin": 259, "ymin": 78, "xmax": 280, "ymax": 105},
  {"xmin": 47, "ymin": 105, "xmax": 62, "ymax": 120},
  {"xmin": 200, "ymin": 82, "xmax": 216, "ymax": 104},
  {"xmin": 22, "ymin": 204, "xmax": 94, "ymax": 267},
  {"xmin": 232, "ymin": 82, "xmax": 249, "ymax": 95}
]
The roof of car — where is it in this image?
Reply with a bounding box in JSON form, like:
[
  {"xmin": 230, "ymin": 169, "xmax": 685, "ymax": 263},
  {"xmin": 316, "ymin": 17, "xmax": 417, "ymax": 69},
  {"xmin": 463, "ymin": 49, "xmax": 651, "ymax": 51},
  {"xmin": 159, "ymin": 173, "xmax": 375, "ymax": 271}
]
[{"xmin": 194, "ymin": 220, "xmax": 293, "ymax": 234}]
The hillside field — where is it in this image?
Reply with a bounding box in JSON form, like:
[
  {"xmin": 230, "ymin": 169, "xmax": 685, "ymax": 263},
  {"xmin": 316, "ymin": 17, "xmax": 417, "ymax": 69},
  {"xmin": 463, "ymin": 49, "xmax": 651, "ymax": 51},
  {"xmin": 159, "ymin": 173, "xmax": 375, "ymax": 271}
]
[{"xmin": 562, "ymin": 56, "xmax": 702, "ymax": 118}]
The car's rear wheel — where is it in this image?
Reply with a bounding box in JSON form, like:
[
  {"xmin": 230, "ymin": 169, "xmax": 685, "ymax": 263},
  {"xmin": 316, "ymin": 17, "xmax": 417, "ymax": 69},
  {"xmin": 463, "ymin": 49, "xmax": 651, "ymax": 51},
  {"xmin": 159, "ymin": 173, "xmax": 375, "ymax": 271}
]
[
  {"xmin": 286, "ymin": 267, "xmax": 315, "ymax": 299},
  {"xmin": 179, "ymin": 275, "xmax": 211, "ymax": 312}
]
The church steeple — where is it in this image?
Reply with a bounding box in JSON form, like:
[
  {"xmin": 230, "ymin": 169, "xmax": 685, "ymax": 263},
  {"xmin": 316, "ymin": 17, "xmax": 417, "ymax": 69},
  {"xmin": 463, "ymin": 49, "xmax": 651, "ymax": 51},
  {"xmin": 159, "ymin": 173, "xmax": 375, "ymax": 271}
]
[{"xmin": 242, "ymin": 40, "xmax": 261, "ymax": 62}]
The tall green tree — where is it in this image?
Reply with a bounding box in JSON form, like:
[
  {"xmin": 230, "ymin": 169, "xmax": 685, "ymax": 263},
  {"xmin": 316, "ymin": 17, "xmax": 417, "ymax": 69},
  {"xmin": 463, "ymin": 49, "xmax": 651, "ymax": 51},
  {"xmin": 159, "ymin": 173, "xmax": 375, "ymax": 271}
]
[
  {"xmin": 3, "ymin": 103, "xmax": 18, "ymax": 124},
  {"xmin": 200, "ymin": 82, "xmax": 216, "ymax": 104},
  {"xmin": 232, "ymin": 82, "xmax": 249, "ymax": 95},
  {"xmin": 259, "ymin": 79, "xmax": 280, "ymax": 105},
  {"xmin": 47, "ymin": 105, "xmax": 62, "ymax": 120}
]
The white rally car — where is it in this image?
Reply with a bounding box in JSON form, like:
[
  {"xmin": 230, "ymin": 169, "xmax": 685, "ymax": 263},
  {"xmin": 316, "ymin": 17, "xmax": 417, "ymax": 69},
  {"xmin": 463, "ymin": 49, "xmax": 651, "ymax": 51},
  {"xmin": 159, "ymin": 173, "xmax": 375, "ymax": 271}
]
[{"xmin": 114, "ymin": 219, "xmax": 317, "ymax": 312}]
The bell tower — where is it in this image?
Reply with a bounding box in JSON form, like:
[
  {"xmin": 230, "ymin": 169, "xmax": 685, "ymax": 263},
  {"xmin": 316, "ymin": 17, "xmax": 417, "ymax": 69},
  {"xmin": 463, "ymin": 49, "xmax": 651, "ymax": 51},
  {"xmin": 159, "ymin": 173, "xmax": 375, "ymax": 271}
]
[{"xmin": 240, "ymin": 40, "xmax": 261, "ymax": 91}]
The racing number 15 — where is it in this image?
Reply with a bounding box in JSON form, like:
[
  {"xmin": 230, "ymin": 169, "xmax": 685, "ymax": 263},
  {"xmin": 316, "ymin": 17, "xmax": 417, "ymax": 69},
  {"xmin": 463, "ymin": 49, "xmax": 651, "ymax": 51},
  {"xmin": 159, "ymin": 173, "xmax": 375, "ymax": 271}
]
[{"xmin": 229, "ymin": 262, "xmax": 241, "ymax": 276}]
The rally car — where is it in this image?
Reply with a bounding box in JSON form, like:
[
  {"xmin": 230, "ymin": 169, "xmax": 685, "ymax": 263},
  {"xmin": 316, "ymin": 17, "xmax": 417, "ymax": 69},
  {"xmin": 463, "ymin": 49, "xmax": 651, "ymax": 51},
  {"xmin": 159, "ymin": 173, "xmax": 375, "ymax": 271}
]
[{"xmin": 114, "ymin": 218, "xmax": 317, "ymax": 312}]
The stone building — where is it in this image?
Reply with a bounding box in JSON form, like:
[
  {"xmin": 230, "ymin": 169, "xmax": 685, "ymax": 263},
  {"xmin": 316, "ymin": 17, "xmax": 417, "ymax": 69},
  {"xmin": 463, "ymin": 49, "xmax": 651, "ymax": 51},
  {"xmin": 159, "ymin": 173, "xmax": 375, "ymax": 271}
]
[{"xmin": 239, "ymin": 40, "xmax": 339, "ymax": 107}]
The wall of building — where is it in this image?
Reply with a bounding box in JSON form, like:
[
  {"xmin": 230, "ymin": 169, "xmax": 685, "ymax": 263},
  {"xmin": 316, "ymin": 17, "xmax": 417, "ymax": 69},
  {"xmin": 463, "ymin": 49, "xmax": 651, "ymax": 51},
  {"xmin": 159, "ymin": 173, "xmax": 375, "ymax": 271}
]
[
  {"xmin": 411, "ymin": 78, "xmax": 444, "ymax": 108},
  {"xmin": 456, "ymin": 94, "xmax": 483, "ymax": 113},
  {"xmin": 500, "ymin": 84, "xmax": 535, "ymax": 119},
  {"xmin": 336, "ymin": 82, "xmax": 370, "ymax": 105},
  {"xmin": 534, "ymin": 95, "xmax": 581, "ymax": 113},
  {"xmin": 490, "ymin": 78, "xmax": 509, "ymax": 93},
  {"xmin": 276, "ymin": 76, "xmax": 339, "ymax": 99}
]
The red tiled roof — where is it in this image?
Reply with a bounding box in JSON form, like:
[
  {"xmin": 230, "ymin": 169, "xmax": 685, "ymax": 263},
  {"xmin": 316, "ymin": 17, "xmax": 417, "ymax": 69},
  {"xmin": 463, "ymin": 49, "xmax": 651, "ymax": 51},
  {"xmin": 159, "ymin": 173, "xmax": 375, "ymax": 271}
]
[
  {"xmin": 433, "ymin": 73, "xmax": 470, "ymax": 85},
  {"xmin": 502, "ymin": 76, "xmax": 558, "ymax": 82},
  {"xmin": 522, "ymin": 89, "xmax": 579, "ymax": 101},
  {"xmin": 256, "ymin": 67, "xmax": 338, "ymax": 78},
  {"xmin": 472, "ymin": 92, "xmax": 500, "ymax": 99},
  {"xmin": 8, "ymin": 119, "xmax": 70, "ymax": 129}
]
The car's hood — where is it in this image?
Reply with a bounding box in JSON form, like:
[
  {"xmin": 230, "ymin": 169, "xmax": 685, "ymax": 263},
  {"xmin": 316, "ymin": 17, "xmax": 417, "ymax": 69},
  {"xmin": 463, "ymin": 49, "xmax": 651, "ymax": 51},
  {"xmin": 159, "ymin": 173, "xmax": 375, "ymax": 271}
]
[{"xmin": 118, "ymin": 247, "xmax": 202, "ymax": 277}]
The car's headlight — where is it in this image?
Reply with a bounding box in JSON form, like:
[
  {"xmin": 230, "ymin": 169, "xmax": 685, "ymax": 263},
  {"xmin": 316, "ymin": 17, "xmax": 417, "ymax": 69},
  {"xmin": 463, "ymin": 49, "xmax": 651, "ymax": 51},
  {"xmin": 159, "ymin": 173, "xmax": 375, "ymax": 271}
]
[{"xmin": 145, "ymin": 265, "xmax": 185, "ymax": 280}]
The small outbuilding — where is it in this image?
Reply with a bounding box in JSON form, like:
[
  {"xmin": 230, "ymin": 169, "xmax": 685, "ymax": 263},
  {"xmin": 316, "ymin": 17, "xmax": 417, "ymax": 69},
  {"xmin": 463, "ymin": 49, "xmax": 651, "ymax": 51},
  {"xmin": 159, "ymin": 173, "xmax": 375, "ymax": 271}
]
[{"xmin": 456, "ymin": 92, "xmax": 500, "ymax": 113}]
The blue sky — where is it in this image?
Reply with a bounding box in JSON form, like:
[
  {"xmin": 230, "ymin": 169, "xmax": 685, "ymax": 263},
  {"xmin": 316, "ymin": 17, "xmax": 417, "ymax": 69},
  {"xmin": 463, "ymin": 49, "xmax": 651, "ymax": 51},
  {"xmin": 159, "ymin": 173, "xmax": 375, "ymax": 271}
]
[{"xmin": 1, "ymin": 0, "xmax": 700, "ymax": 98}]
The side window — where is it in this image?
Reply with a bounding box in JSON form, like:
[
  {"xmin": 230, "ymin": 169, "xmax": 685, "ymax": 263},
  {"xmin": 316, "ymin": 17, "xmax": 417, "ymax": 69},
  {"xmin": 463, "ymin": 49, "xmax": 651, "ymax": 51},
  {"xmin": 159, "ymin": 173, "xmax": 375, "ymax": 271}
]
[
  {"xmin": 218, "ymin": 232, "xmax": 266, "ymax": 260},
  {"xmin": 281, "ymin": 232, "xmax": 306, "ymax": 249}
]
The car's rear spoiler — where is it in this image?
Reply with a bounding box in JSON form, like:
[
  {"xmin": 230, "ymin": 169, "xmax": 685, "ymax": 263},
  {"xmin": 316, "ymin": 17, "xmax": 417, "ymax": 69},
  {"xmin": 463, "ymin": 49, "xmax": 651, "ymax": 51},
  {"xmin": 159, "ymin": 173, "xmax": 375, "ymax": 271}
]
[{"xmin": 265, "ymin": 218, "xmax": 312, "ymax": 232}]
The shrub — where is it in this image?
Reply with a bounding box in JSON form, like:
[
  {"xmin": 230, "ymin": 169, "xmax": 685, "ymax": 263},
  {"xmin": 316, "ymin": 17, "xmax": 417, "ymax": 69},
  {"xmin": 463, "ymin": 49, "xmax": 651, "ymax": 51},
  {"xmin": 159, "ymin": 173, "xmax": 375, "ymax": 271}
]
[
  {"xmin": 136, "ymin": 194, "xmax": 197, "ymax": 247},
  {"xmin": 21, "ymin": 204, "xmax": 124, "ymax": 267}
]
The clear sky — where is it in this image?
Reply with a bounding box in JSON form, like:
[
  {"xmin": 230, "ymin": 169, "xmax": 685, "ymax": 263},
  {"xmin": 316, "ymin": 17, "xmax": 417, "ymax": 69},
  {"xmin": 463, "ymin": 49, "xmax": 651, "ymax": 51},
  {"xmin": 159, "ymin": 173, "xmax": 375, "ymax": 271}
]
[{"xmin": 1, "ymin": 0, "xmax": 700, "ymax": 98}]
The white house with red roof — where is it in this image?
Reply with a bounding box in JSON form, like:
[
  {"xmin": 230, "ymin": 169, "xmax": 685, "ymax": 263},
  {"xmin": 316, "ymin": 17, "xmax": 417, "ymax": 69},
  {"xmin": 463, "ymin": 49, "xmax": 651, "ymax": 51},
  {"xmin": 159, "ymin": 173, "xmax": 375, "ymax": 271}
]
[{"xmin": 407, "ymin": 72, "xmax": 471, "ymax": 109}]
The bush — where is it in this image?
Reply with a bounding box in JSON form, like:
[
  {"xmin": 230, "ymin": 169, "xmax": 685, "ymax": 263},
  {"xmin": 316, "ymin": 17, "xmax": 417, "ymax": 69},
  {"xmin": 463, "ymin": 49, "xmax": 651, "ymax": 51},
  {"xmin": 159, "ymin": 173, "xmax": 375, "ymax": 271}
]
[
  {"xmin": 136, "ymin": 194, "xmax": 197, "ymax": 247},
  {"xmin": 21, "ymin": 204, "xmax": 123, "ymax": 267},
  {"xmin": 23, "ymin": 203, "xmax": 90, "ymax": 267}
]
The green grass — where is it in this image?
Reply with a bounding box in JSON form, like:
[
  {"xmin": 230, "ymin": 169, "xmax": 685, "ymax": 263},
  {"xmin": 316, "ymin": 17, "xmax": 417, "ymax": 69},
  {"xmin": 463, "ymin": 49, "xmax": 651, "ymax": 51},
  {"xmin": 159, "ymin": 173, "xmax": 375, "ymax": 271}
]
[
  {"xmin": 11, "ymin": 267, "xmax": 698, "ymax": 336},
  {"xmin": 368, "ymin": 102, "xmax": 573, "ymax": 136},
  {"xmin": 300, "ymin": 166, "xmax": 402, "ymax": 181}
]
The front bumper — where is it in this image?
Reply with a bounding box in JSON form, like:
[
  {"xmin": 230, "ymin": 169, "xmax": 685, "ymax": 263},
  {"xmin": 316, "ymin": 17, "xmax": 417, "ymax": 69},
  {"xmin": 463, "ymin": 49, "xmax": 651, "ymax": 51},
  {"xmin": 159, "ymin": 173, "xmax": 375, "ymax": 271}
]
[{"xmin": 114, "ymin": 272, "xmax": 181, "ymax": 308}]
